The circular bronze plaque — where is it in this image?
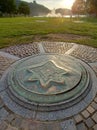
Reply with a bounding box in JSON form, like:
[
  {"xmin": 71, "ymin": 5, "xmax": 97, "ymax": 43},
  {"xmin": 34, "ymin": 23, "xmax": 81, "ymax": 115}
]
[{"xmin": 6, "ymin": 54, "xmax": 90, "ymax": 111}]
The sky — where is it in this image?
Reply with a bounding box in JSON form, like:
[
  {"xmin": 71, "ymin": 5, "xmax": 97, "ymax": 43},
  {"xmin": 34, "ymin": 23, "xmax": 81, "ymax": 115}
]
[{"xmin": 23, "ymin": 0, "xmax": 75, "ymax": 9}]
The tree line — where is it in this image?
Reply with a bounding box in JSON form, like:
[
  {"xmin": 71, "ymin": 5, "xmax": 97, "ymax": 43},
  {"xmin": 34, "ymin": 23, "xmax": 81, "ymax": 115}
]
[
  {"xmin": 0, "ymin": 0, "xmax": 30, "ymax": 16},
  {"xmin": 0, "ymin": 0, "xmax": 97, "ymax": 17},
  {"xmin": 72, "ymin": 0, "xmax": 97, "ymax": 16}
]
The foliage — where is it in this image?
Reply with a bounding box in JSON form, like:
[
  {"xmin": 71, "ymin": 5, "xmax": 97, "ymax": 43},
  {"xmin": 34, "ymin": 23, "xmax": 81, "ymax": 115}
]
[
  {"xmin": 86, "ymin": 0, "xmax": 97, "ymax": 16},
  {"xmin": 0, "ymin": 0, "xmax": 50, "ymax": 17},
  {"xmin": 72, "ymin": 0, "xmax": 86, "ymax": 15},
  {"xmin": 0, "ymin": 0, "xmax": 30, "ymax": 16},
  {"xmin": 0, "ymin": 0, "xmax": 16, "ymax": 15},
  {"xmin": 72, "ymin": 0, "xmax": 97, "ymax": 16},
  {"xmin": 18, "ymin": 1, "xmax": 30, "ymax": 16}
]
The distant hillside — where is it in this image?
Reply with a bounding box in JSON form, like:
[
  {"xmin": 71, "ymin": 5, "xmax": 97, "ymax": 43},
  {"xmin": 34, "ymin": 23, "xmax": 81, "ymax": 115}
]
[
  {"xmin": 56, "ymin": 8, "xmax": 72, "ymax": 16},
  {"xmin": 15, "ymin": 0, "xmax": 50, "ymax": 16},
  {"xmin": 29, "ymin": 1, "xmax": 50, "ymax": 16},
  {"xmin": 15, "ymin": 0, "xmax": 71, "ymax": 16}
]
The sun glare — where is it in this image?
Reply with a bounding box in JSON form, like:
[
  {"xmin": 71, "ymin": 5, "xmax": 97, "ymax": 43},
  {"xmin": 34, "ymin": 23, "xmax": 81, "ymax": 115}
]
[{"xmin": 63, "ymin": 0, "xmax": 75, "ymax": 9}]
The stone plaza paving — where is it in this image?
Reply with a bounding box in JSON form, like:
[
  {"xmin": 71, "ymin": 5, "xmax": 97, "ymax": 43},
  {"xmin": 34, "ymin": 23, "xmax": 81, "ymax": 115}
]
[{"xmin": 0, "ymin": 42, "xmax": 97, "ymax": 130}]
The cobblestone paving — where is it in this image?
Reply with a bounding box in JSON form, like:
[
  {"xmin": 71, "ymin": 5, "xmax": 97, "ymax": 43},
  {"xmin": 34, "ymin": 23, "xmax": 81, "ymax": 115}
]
[
  {"xmin": 0, "ymin": 42, "xmax": 97, "ymax": 130},
  {"xmin": 1, "ymin": 43, "xmax": 40, "ymax": 58},
  {"xmin": 0, "ymin": 56, "xmax": 15, "ymax": 79},
  {"xmin": 71, "ymin": 45, "xmax": 97, "ymax": 63},
  {"xmin": 42, "ymin": 42, "xmax": 73, "ymax": 54}
]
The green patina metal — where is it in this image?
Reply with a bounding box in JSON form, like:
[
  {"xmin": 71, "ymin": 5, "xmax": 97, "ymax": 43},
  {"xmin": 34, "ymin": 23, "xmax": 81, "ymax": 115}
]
[
  {"xmin": 7, "ymin": 54, "xmax": 89, "ymax": 104},
  {"xmin": 27, "ymin": 61, "xmax": 68, "ymax": 89}
]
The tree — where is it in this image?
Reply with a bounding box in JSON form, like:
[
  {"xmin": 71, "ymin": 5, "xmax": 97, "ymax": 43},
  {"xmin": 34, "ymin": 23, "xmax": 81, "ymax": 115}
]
[
  {"xmin": 18, "ymin": 1, "xmax": 30, "ymax": 16},
  {"xmin": 0, "ymin": 0, "xmax": 16, "ymax": 15},
  {"xmin": 72, "ymin": 0, "xmax": 86, "ymax": 15},
  {"xmin": 86, "ymin": 0, "xmax": 97, "ymax": 16}
]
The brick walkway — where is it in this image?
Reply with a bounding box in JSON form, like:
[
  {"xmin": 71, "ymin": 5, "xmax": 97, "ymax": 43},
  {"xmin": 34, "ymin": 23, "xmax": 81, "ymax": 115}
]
[{"xmin": 0, "ymin": 42, "xmax": 97, "ymax": 130}]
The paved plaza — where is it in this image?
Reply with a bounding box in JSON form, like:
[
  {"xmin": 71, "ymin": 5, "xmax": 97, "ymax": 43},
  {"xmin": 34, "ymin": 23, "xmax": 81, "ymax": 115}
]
[{"xmin": 0, "ymin": 42, "xmax": 97, "ymax": 130}]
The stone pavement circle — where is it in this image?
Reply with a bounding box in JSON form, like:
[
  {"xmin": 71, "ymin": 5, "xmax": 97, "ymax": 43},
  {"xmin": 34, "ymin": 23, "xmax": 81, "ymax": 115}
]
[{"xmin": 0, "ymin": 42, "xmax": 97, "ymax": 130}]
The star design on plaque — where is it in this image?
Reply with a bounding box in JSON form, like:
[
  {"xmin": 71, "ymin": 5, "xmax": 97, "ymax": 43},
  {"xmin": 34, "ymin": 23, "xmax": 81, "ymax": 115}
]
[{"xmin": 26, "ymin": 61, "xmax": 68, "ymax": 88}]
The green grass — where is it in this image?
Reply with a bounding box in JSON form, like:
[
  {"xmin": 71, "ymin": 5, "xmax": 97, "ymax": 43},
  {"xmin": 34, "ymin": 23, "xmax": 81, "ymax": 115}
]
[{"xmin": 0, "ymin": 17, "xmax": 97, "ymax": 48}]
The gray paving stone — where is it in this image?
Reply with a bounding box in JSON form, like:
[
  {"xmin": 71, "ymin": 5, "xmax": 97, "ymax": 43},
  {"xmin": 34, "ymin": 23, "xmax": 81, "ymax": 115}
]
[
  {"xmin": 0, "ymin": 98, "xmax": 4, "ymax": 108},
  {"xmin": 20, "ymin": 120, "xmax": 62, "ymax": 130},
  {"xmin": 84, "ymin": 117, "xmax": 95, "ymax": 128},
  {"xmin": 91, "ymin": 64, "xmax": 97, "ymax": 77},
  {"xmin": 92, "ymin": 112, "xmax": 97, "ymax": 123},
  {"xmin": 11, "ymin": 116, "xmax": 23, "ymax": 128},
  {"xmin": 81, "ymin": 110, "xmax": 90, "ymax": 119},
  {"xmin": 74, "ymin": 114, "xmax": 83, "ymax": 124},
  {"xmin": 0, "ymin": 51, "xmax": 20, "ymax": 60},
  {"xmin": 0, "ymin": 108, "xmax": 9, "ymax": 121},
  {"xmin": 94, "ymin": 97, "xmax": 97, "ymax": 103},
  {"xmin": 36, "ymin": 111, "xmax": 58, "ymax": 121},
  {"xmin": 28, "ymin": 122, "xmax": 61, "ymax": 130},
  {"xmin": 91, "ymin": 102, "xmax": 97, "ymax": 110},
  {"xmin": 36, "ymin": 106, "xmax": 74, "ymax": 121},
  {"xmin": 1, "ymin": 43, "xmax": 40, "ymax": 58},
  {"xmin": 0, "ymin": 121, "xmax": 8, "ymax": 130},
  {"xmin": 65, "ymin": 44, "xmax": 78, "ymax": 55},
  {"xmin": 71, "ymin": 45, "xmax": 97, "ymax": 63},
  {"xmin": 0, "ymin": 56, "xmax": 15, "ymax": 79},
  {"xmin": 0, "ymin": 91, "xmax": 36, "ymax": 119},
  {"xmin": 72, "ymin": 100, "xmax": 87, "ymax": 115},
  {"xmin": 6, "ymin": 126, "xmax": 18, "ymax": 130},
  {"xmin": 20, "ymin": 119, "xmax": 30, "ymax": 130},
  {"xmin": 6, "ymin": 114, "xmax": 15, "ymax": 123},
  {"xmin": 38, "ymin": 43, "xmax": 45, "ymax": 53},
  {"xmin": 87, "ymin": 106, "xmax": 95, "ymax": 114},
  {"xmin": 93, "ymin": 124, "xmax": 97, "ymax": 130},
  {"xmin": 42, "ymin": 42, "xmax": 73, "ymax": 54},
  {"xmin": 60, "ymin": 119, "xmax": 77, "ymax": 130},
  {"xmin": 76, "ymin": 122, "xmax": 87, "ymax": 130}
]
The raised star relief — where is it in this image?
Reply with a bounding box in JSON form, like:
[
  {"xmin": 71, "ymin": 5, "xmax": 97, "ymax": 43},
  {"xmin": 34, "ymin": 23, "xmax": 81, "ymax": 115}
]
[{"xmin": 26, "ymin": 61, "xmax": 68, "ymax": 88}]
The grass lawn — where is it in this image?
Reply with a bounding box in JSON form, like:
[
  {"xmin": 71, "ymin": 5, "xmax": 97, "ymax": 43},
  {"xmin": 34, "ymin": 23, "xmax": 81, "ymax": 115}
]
[{"xmin": 0, "ymin": 17, "xmax": 97, "ymax": 48}]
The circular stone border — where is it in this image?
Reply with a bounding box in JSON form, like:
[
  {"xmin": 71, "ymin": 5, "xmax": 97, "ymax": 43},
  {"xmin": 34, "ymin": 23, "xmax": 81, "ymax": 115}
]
[{"xmin": 0, "ymin": 54, "xmax": 97, "ymax": 121}]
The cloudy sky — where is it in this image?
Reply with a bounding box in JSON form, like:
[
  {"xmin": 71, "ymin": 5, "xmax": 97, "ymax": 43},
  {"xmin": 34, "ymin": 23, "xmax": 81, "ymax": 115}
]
[{"xmin": 23, "ymin": 0, "xmax": 75, "ymax": 9}]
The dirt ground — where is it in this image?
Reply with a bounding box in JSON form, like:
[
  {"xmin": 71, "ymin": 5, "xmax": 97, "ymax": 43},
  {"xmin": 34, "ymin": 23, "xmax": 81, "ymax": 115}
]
[{"xmin": 33, "ymin": 33, "xmax": 90, "ymax": 42}]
